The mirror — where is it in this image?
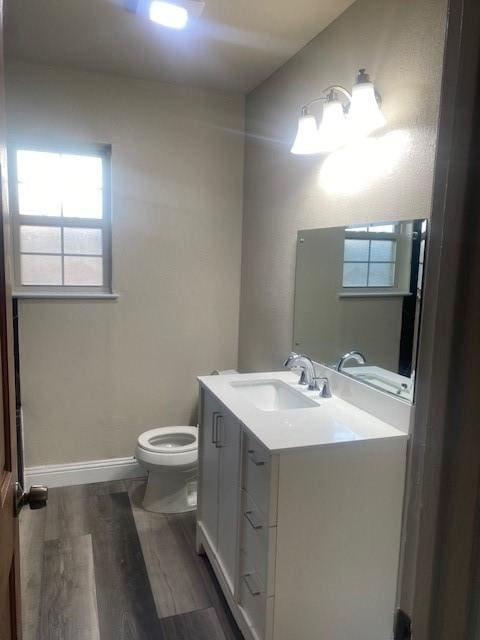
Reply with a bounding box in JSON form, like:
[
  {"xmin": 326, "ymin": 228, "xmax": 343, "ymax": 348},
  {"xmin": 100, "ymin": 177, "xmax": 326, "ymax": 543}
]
[{"xmin": 293, "ymin": 219, "xmax": 427, "ymax": 402}]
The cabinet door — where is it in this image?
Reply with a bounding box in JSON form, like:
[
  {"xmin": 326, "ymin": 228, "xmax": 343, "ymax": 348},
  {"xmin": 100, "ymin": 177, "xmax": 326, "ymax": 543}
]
[
  {"xmin": 217, "ymin": 411, "xmax": 241, "ymax": 593},
  {"xmin": 198, "ymin": 390, "xmax": 221, "ymax": 549}
]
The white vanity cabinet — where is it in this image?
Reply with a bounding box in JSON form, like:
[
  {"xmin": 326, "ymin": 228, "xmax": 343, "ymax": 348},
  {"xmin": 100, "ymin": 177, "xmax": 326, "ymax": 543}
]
[
  {"xmin": 196, "ymin": 382, "xmax": 407, "ymax": 640},
  {"xmin": 197, "ymin": 387, "xmax": 241, "ymax": 593}
]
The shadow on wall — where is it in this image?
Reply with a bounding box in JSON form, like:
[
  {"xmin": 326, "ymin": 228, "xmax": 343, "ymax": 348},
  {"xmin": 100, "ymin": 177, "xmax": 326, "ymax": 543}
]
[{"xmin": 189, "ymin": 399, "xmax": 199, "ymax": 428}]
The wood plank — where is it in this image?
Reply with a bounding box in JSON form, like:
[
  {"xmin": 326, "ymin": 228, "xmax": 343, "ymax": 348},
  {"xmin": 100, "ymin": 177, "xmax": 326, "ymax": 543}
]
[
  {"xmin": 128, "ymin": 480, "xmax": 210, "ymax": 619},
  {"xmin": 165, "ymin": 513, "xmax": 243, "ymax": 640},
  {"xmin": 86, "ymin": 479, "xmax": 127, "ymax": 496},
  {"xmin": 19, "ymin": 506, "xmax": 46, "ymax": 640},
  {"xmin": 38, "ymin": 534, "xmax": 100, "ymax": 640},
  {"xmin": 159, "ymin": 607, "xmax": 226, "ymax": 640},
  {"xmin": 44, "ymin": 481, "xmax": 128, "ymax": 541},
  {"xmin": 90, "ymin": 491, "xmax": 163, "ymax": 640},
  {"xmin": 44, "ymin": 486, "xmax": 92, "ymax": 541}
]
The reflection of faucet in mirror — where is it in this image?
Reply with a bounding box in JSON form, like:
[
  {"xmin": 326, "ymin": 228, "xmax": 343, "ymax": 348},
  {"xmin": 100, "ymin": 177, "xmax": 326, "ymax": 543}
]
[
  {"xmin": 336, "ymin": 351, "xmax": 367, "ymax": 372},
  {"xmin": 284, "ymin": 352, "xmax": 318, "ymax": 390}
]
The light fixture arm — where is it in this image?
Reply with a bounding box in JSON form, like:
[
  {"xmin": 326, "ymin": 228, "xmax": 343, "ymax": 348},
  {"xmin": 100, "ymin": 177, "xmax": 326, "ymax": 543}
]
[
  {"xmin": 320, "ymin": 85, "xmax": 352, "ymax": 103},
  {"xmin": 302, "ymin": 85, "xmax": 352, "ymax": 113}
]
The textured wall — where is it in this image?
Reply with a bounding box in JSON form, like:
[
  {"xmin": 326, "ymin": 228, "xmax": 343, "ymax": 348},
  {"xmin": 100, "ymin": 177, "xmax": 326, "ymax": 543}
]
[
  {"xmin": 238, "ymin": 0, "xmax": 447, "ymax": 372},
  {"xmin": 7, "ymin": 62, "xmax": 245, "ymax": 466}
]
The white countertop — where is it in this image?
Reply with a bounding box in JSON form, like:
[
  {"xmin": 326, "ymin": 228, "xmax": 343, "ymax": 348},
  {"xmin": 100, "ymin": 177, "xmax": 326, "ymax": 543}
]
[{"xmin": 198, "ymin": 371, "xmax": 408, "ymax": 453}]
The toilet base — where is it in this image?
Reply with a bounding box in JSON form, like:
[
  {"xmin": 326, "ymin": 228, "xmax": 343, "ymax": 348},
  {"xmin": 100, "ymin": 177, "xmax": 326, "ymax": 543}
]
[{"xmin": 143, "ymin": 468, "xmax": 197, "ymax": 514}]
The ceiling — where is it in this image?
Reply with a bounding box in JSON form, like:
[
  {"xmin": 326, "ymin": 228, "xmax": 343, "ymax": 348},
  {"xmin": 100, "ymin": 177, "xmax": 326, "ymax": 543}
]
[{"xmin": 5, "ymin": 0, "xmax": 356, "ymax": 94}]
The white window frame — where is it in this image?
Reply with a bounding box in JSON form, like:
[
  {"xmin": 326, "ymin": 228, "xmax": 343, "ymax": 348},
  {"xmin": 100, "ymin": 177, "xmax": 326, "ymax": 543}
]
[{"xmin": 9, "ymin": 142, "xmax": 115, "ymax": 299}]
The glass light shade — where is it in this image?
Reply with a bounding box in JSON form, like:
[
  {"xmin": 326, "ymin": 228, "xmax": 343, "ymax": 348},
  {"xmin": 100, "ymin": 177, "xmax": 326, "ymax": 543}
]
[
  {"xmin": 149, "ymin": 1, "xmax": 189, "ymax": 28},
  {"xmin": 316, "ymin": 100, "xmax": 348, "ymax": 152},
  {"xmin": 290, "ymin": 113, "xmax": 320, "ymax": 155},
  {"xmin": 348, "ymin": 81, "xmax": 386, "ymax": 136}
]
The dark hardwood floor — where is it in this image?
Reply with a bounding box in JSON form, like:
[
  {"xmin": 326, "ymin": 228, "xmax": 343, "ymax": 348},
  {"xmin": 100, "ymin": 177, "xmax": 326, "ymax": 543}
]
[{"xmin": 20, "ymin": 478, "xmax": 243, "ymax": 640}]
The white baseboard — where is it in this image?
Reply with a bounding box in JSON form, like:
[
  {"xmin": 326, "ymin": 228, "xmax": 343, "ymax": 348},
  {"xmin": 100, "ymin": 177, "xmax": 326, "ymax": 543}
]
[{"xmin": 25, "ymin": 456, "xmax": 146, "ymax": 488}]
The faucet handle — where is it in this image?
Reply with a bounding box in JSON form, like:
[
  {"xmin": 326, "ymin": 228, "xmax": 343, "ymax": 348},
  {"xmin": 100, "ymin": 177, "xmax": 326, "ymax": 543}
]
[
  {"xmin": 298, "ymin": 368, "xmax": 308, "ymax": 386},
  {"xmin": 316, "ymin": 377, "xmax": 332, "ymax": 398}
]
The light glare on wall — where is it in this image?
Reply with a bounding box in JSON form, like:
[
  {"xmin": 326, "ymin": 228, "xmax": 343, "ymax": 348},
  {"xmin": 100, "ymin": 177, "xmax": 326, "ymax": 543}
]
[
  {"xmin": 319, "ymin": 130, "xmax": 411, "ymax": 195},
  {"xmin": 291, "ymin": 69, "xmax": 386, "ymax": 155}
]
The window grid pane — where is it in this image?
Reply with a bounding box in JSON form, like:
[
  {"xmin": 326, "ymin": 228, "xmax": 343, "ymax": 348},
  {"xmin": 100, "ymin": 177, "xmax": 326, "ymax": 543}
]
[
  {"xmin": 344, "ymin": 239, "xmax": 370, "ymax": 262},
  {"xmin": 64, "ymin": 256, "xmax": 103, "ymax": 286},
  {"xmin": 367, "ymin": 262, "xmax": 395, "ymax": 287},
  {"xmin": 370, "ymin": 240, "xmax": 396, "ymax": 262},
  {"xmin": 343, "ymin": 262, "xmax": 369, "ymax": 287},
  {"xmin": 21, "ymin": 255, "xmax": 62, "ymax": 286},
  {"xmin": 20, "ymin": 225, "xmax": 62, "ymax": 254},
  {"xmin": 63, "ymin": 228, "xmax": 103, "ymax": 255}
]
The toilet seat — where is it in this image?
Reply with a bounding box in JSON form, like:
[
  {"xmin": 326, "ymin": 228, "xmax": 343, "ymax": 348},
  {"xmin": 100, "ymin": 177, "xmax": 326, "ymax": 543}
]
[{"xmin": 137, "ymin": 426, "xmax": 198, "ymax": 454}]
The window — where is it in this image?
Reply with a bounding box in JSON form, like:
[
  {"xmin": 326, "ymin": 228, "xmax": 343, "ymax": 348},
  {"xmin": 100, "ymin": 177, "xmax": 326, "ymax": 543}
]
[
  {"xmin": 10, "ymin": 144, "xmax": 112, "ymax": 296},
  {"xmin": 342, "ymin": 223, "xmax": 398, "ymax": 289}
]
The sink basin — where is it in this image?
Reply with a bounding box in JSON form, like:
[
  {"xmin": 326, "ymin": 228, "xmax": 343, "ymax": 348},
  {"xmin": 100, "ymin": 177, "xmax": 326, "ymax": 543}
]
[{"xmin": 230, "ymin": 379, "xmax": 318, "ymax": 412}]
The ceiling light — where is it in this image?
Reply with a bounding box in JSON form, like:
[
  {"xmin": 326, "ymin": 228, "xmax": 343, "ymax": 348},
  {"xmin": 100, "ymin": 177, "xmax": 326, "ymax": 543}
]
[
  {"xmin": 149, "ymin": 1, "xmax": 188, "ymax": 28},
  {"xmin": 291, "ymin": 69, "xmax": 385, "ymax": 155}
]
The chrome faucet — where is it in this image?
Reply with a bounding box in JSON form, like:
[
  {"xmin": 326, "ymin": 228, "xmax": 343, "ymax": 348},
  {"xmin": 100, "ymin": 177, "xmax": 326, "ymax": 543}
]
[
  {"xmin": 283, "ymin": 352, "xmax": 318, "ymax": 390},
  {"xmin": 336, "ymin": 351, "xmax": 367, "ymax": 372}
]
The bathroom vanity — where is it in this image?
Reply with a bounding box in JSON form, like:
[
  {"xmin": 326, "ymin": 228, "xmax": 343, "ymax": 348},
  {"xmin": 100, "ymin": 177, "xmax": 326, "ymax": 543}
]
[{"xmin": 196, "ymin": 371, "xmax": 408, "ymax": 640}]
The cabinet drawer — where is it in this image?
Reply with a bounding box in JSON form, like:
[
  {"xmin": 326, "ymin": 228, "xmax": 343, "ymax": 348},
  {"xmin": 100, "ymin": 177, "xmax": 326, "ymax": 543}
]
[
  {"xmin": 242, "ymin": 433, "xmax": 278, "ymax": 526},
  {"xmin": 240, "ymin": 490, "xmax": 276, "ymax": 596},
  {"xmin": 239, "ymin": 550, "xmax": 274, "ymax": 640}
]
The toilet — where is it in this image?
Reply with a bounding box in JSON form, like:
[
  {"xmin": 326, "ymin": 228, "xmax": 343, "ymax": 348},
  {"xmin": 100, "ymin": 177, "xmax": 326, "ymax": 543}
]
[{"xmin": 135, "ymin": 426, "xmax": 198, "ymax": 513}]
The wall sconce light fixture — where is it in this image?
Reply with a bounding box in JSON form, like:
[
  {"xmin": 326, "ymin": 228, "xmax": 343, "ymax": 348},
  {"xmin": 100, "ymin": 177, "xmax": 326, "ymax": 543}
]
[{"xmin": 291, "ymin": 69, "xmax": 386, "ymax": 155}]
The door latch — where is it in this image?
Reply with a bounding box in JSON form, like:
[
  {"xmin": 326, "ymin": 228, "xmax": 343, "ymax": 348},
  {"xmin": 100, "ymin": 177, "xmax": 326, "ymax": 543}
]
[{"xmin": 15, "ymin": 482, "xmax": 48, "ymax": 516}]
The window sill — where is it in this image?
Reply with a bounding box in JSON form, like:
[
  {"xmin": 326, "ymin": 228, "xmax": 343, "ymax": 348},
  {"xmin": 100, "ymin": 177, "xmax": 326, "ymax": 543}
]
[
  {"xmin": 338, "ymin": 290, "xmax": 411, "ymax": 299},
  {"xmin": 13, "ymin": 291, "xmax": 119, "ymax": 301}
]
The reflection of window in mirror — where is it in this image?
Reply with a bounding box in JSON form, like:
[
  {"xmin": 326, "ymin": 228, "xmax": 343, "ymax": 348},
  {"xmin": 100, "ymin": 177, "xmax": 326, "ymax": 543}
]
[{"xmin": 340, "ymin": 222, "xmax": 412, "ymax": 297}]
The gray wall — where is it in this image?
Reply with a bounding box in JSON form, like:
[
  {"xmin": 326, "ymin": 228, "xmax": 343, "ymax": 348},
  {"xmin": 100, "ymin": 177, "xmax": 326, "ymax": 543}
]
[
  {"xmin": 238, "ymin": 0, "xmax": 447, "ymax": 372},
  {"xmin": 7, "ymin": 62, "xmax": 245, "ymax": 466}
]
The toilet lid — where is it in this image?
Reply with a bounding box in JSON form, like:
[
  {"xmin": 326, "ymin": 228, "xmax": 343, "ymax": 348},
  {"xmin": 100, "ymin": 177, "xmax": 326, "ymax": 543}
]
[{"xmin": 137, "ymin": 426, "xmax": 198, "ymax": 453}]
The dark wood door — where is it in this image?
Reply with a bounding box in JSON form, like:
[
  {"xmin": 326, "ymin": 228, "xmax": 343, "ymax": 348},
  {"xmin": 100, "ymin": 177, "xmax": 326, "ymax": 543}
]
[
  {"xmin": 396, "ymin": 1, "xmax": 480, "ymax": 638},
  {"xmin": 0, "ymin": 0, "xmax": 21, "ymax": 638}
]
